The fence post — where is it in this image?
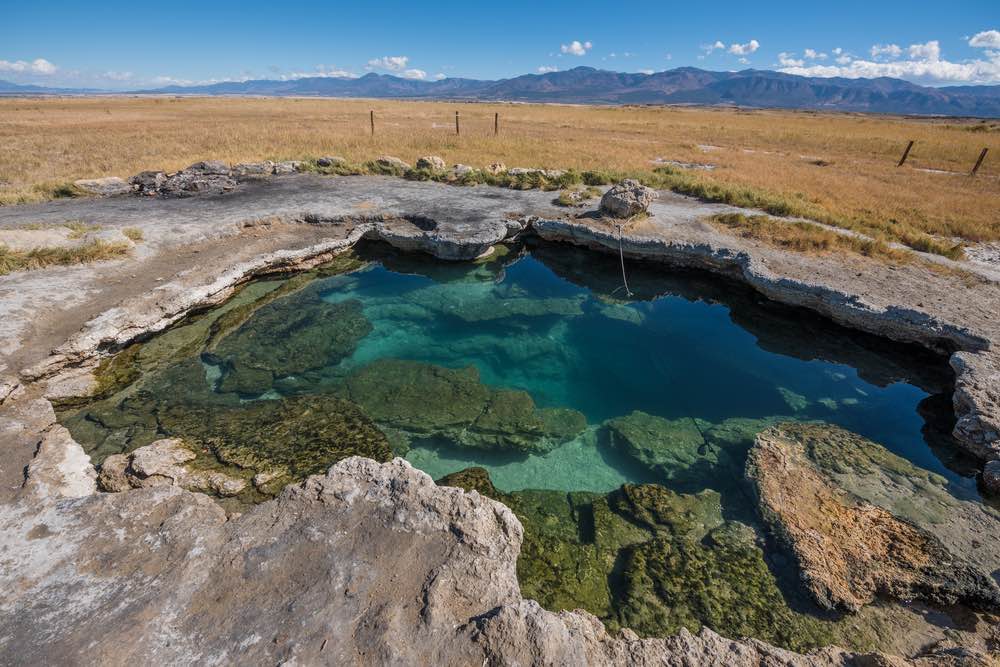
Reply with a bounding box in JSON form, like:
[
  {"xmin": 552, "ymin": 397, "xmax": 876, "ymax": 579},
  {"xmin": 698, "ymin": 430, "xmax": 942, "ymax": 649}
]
[
  {"xmin": 370, "ymin": 110, "xmax": 375, "ymax": 137},
  {"xmin": 897, "ymin": 140, "xmax": 914, "ymax": 167},
  {"xmin": 455, "ymin": 111, "xmax": 460, "ymax": 136},
  {"xmin": 971, "ymin": 148, "xmax": 988, "ymax": 176},
  {"xmin": 494, "ymin": 112, "xmax": 499, "ymax": 136}
]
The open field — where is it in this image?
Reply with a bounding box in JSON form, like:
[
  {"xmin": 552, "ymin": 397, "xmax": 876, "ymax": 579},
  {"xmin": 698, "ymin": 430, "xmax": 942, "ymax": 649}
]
[{"xmin": 1, "ymin": 96, "xmax": 998, "ymax": 254}]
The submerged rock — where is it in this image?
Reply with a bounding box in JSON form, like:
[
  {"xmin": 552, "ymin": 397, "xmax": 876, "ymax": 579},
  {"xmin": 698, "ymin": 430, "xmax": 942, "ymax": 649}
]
[
  {"xmin": 343, "ymin": 359, "xmax": 585, "ymax": 454},
  {"xmin": 600, "ymin": 179, "xmax": 657, "ymax": 218},
  {"xmin": 603, "ymin": 411, "xmax": 735, "ymax": 489},
  {"xmin": 747, "ymin": 423, "xmax": 1000, "ymax": 613},
  {"xmin": 209, "ymin": 295, "xmax": 372, "ymax": 395},
  {"xmin": 437, "ymin": 468, "xmax": 837, "ymax": 652},
  {"xmin": 97, "ymin": 438, "xmax": 247, "ymax": 497}
]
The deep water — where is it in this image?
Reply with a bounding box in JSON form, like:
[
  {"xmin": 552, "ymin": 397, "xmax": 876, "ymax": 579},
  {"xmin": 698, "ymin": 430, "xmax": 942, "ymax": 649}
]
[{"xmin": 60, "ymin": 239, "xmax": 985, "ymax": 652}]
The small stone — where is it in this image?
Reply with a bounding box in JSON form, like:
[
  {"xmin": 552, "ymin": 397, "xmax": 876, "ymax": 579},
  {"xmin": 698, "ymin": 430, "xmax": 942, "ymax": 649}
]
[
  {"xmin": 485, "ymin": 162, "xmax": 506, "ymax": 175},
  {"xmin": 416, "ymin": 155, "xmax": 446, "ymax": 171},
  {"xmin": 232, "ymin": 161, "xmax": 275, "ymax": 180},
  {"xmin": 316, "ymin": 156, "xmax": 346, "ymax": 167},
  {"xmin": 451, "ymin": 164, "xmax": 475, "ymax": 177},
  {"xmin": 73, "ymin": 177, "xmax": 131, "ymax": 197},
  {"xmin": 600, "ymin": 179, "xmax": 657, "ymax": 218},
  {"xmin": 983, "ymin": 460, "xmax": 1000, "ymax": 495},
  {"xmin": 128, "ymin": 438, "xmax": 196, "ymax": 479},
  {"xmin": 96, "ymin": 454, "xmax": 132, "ymax": 492}
]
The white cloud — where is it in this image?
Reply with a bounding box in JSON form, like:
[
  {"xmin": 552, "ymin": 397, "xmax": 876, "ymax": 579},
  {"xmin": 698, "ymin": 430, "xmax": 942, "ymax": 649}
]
[
  {"xmin": 281, "ymin": 65, "xmax": 355, "ymax": 80},
  {"xmin": 432, "ymin": 73, "xmax": 446, "ymax": 80},
  {"xmin": 728, "ymin": 39, "xmax": 760, "ymax": 56},
  {"xmin": 665, "ymin": 53, "xmax": 673, "ymax": 61},
  {"xmin": 908, "ymin": 40, "xmax": 940, "ymax": 61},
  {"xmin": 638, "ymin": 69, "xmax": 655, "ymax": 75},
  {"xmin": 703, "ymin": 40, "xmax": 725, "ymax": 54},
  {"xmin": 778, "ymin": 39, "xmax": 1000, "ymax": 84},
  {"xmin": 0, "ymin": 58, "xmax": 57, "ymax": 75},
  {"xmin": 833, "ymin": 47, "xmax": 843, "ymax": 56},
  {"xmin": 537, "ymin": 65, "xmax": 558, "ymax": 73},
  {"xmin": 102, "ymin": 71, "xmax": 133, "ymax": 81},
  {"xmin": 560, "ymin": 40, "xmax": 592, "ymax": 56},
  {"xmin": 778, "ymin": 52, "xmax": 804, "ymax": 67},
  {"xmin": 401, "ymin": 68, "xmax": 427, "ymax": 80},
  {"xmin": 367, "ymin": 56, "xmax": 409, "ymax": 71},
  {"xmin": 969, "ymin": 30, "xmax": 1000, "ymax": 49},
  {"xmin": 870, "ymin": 43, "xmax": 902, "ymax": 59},
  {"xmin": 804, "ymin": 49, "xmax": 827, "ymax": 60}
]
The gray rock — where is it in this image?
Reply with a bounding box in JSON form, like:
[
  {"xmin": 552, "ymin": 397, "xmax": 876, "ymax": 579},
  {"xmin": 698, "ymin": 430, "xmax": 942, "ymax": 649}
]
[
  {"xmin": 316, "ymin": 156, "xmax": 346, "ymax": 167},
  {"xmin": 451, "ymin": 163, "xmax": 475, "ymax": 176},
  {"xmin": 374, "ymin": 155, "xmax": 411, "ymax": 172},
  {"xmin": 983, "ymin": 460, "xmax": 1000, "ymax": 495},
  {"xmin": 416, "ymin": 155, "xmax": 446, "ymax": 171},
  {"xmin": 232, "ymin": 161, "xmax": 275, "ymax": 180},
  {"xmin": 184, "ymin": 160, "xmax": 231, "ymax": 176},
  {"xmin": 272, "ymin": 160, "xmax": 304, "ymax": 175},
  {"xmin": 73, "ymin": 177, "xmax": 132, "ymax": 197},
  {"xmin": 600, "ymin": 179, "xmax": 657, "ymax": 218},
  {"xmin": 129, "ymin": 170, "xmax": 166, "ymax": 196}
]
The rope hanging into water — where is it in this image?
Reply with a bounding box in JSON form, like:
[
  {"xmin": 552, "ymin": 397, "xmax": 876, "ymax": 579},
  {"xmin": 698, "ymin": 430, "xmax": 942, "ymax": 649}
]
[{"xmin": 616, "ymin": 223, "xmax": 633, "ymax": 298}]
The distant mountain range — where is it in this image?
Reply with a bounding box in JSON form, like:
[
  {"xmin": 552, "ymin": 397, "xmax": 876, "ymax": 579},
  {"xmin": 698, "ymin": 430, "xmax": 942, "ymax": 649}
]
[{"xmin": 4, "ymin": 66, "xmax": 1000, "ymax": 117}]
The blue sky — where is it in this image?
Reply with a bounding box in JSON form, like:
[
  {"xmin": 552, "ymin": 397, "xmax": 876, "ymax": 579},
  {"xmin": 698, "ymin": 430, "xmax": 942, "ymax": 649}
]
[{"xmin": 3, "ymin": 1, "xmax": 999, "ymax": 88}]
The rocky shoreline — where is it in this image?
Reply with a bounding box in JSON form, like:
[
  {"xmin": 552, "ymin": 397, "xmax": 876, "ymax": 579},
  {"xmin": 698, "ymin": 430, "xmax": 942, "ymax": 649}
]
[{"xmin": 1, "ymin": 169, "xmax": 999, "ymax": 664}]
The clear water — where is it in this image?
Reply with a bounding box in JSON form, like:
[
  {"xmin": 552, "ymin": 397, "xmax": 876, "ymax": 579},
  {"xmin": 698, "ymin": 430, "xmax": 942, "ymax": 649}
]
[{"xmin": 305, "ymin": 242, "xmax": 966, "ymax": 495}]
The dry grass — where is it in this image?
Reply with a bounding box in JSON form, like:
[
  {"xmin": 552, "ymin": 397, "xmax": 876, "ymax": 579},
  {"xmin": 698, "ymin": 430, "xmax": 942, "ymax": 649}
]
[
  {"xmin": 1, "ymin": 97, "xmax": 997, "ymax": 254},
  {"xmin": 122, "ymin": 227, "xmax": 144, "ymax": 242},
  {"xmin": 0, "ymin": 240, "xmax": 131, "ymax": 276}
]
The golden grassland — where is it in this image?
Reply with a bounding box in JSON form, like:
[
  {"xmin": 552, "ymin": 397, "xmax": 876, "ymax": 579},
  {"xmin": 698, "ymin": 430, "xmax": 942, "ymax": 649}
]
[{"xmin": 1, "ymin": 96, "xmax": 998, "ymax": 255}]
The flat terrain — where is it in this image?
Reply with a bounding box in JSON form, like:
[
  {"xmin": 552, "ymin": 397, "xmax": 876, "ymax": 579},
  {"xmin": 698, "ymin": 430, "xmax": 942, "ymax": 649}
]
[{"xmin": 1, "ymin": 97, "xmax": 999, "ymax": 251}]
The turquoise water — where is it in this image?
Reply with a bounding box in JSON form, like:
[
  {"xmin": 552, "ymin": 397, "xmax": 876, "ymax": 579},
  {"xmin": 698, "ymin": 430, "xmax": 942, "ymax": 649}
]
[{"xmin": 303, "ymin": 241, "xmax": 964, "ymax": 494}]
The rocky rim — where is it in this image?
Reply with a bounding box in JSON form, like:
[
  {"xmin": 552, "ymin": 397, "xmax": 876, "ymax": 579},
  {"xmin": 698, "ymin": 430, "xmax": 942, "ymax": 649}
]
[{"xmin": 1, "ymin": 166, "xmax": 999, "ymax": 664}]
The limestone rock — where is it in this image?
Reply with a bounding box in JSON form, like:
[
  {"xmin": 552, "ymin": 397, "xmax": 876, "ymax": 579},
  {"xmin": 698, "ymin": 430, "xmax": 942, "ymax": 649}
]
[
  {"xmin": 485, "ymin": 161, "xmax": 506, "ymax": 174},
  {"xmin": 184, "ymin": 160, "xmax": 231, "ymax": 175},
  {"xmin": 416, "ymin": 155, "xmax": 446, "ymax": 170},
  {"xmin": 600, "ymin": 179, "xmax": 657, "ymax": 218},
  {"xmin": 747, "ymin": 423, "xmax": 1000, "ymax": 613},
  {"xmin": 450, "ymin": 163, "xmax": 475, "ymax": 177},
  {"xmin": 73, "ymin": 177, "xmax": 131, "ymax": 197},
  {"xmin": 950, "ymin": 351, "xmax": 1000, "ymax": 460},
  {"xmin": 984, "ymin": 460, "xmax": 1000, "ymax": 495},
  {"xmin": 96, "ymin": 438, "xmax": 247, "ymax": 497}
]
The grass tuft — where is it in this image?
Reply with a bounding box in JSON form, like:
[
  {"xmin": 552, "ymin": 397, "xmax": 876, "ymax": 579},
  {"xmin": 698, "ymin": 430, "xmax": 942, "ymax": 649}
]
[
  {"xmin": 0, "ymin": 240, "xmax": 131, "ymax": 276},
  {"xmin": 122, "ymin": 227, "xmax": 144, "ymax": 242}
]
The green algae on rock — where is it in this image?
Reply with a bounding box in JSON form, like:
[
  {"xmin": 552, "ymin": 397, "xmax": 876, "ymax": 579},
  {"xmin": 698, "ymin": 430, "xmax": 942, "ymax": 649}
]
[
  {"xmin": 436, "ymin": 468, "xmax": 836, "ymax": 652},
  {"xmin": 208, "ymin": 296, "xmax": 372, "ymax": 395},
  {"xmin": 343, "ymin": 359, "xmax": 586, "ymax": 454}
]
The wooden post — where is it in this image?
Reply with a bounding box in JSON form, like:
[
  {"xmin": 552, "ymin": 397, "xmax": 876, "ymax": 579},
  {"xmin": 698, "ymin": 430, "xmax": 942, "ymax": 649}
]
[
  {"xmin": 370, "ymin": 110, "xmax": 375, "ymax": 136},
  {"xmin": 971, "ymin": 148, "xmax": 988, "ymax": 176},
  {"xmin": 897, "ymin": 140, "xmax": 914, "ymax": 167},
  {"xmin": 455, "ymin": 111, "xmax": 460, "ymax": 136},
  {"xmin": 494, "ymin": 112, "xmax": 499, "ymax": 136}
]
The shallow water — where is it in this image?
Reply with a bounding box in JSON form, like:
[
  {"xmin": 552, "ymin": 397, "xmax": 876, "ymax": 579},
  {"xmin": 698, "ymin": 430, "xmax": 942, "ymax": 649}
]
[{"xmin": 60, "ymin": 240, "xmax": 987, "ymax": 652}]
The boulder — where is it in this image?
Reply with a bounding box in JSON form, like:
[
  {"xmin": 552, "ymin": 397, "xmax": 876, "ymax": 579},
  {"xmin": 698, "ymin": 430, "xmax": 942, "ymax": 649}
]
[
  {"xmin": 600, "ymin": 179, "xmax": 657, "ymax": 218},
  {"xmin": 747, "ymin": 423, "xmax": 1000, "ymax": 613},
  {"xmin": 416, "ymin": 155, "xmax": 446, "ymax": 170},
  {"xmin": 374, "ymin": 155, "xmax": 411, "ymax": 173},
  {"xmin": 272, "ymin": 160, "xmax": 303, "ymax": 175},
  {"xmin": 485, "ymin": 161, "xmax": 506, "ymax": 175},
  {"xmin": 97, "ymin": 438, "xmax": 247, "ymax": 497},
  {"xmin": 73, "ymin": 177, "xmax": 131, "ymax": 197},
  {"xmin": 129, "ymin": 170, "xmax": 166, "ymax": 196},
  {"xmin": 982, "ymin": 460, "xmax": 1000, "ymax": 495}
]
